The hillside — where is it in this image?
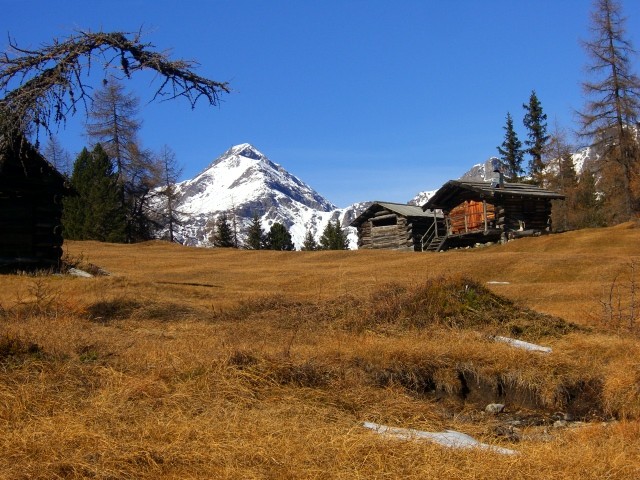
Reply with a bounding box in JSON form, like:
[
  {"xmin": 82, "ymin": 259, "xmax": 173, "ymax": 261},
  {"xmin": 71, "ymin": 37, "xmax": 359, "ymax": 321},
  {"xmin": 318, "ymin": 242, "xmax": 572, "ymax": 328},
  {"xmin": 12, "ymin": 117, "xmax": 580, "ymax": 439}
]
[{"xmin": 1, "ymin": 225, "xmax": 639, "ymax": 479}]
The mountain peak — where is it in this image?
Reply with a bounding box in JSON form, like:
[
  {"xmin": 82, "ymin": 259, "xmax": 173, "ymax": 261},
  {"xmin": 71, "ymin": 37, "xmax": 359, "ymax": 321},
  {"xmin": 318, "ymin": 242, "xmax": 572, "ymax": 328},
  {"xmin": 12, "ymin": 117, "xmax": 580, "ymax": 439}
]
[{"xmin": 226, "ymin": 143, "xmax": 264, "ymax": 160}]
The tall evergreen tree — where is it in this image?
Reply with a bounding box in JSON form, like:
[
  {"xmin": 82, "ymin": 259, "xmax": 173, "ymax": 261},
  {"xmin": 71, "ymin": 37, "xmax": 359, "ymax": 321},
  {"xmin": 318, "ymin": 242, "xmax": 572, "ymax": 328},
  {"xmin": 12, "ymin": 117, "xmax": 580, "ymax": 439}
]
[
  {"xmin": 211, "ymin": 213, "xmax": 235, "ymax": 247},
  {"xmin": 302, "ymin": 230, "xmax": 319, "ymax": 251},
  {"xmin": 266, "ymin": 222, "xmax": 294, "ymax": 251},
  {"xmin": 319, "ymin": 220, "xmax": 348, "ymax": 250},
  {"xmin": 497, "ymin": 112, "xmax": 524, "ymax": 181},
  {"xmin": 63, "ymin": 144, "xmax": 126, "ymax": 242},
  {"xmin": 246, "ymin": 213, "xmax": 265, "ymax": 250},
  {"xmin": 579, "ymin": 0, "xmax": 640, "ymax": 217},
  {"xmin": 522, "ymin": 91, "xmax": 549, "ymax": 185}
]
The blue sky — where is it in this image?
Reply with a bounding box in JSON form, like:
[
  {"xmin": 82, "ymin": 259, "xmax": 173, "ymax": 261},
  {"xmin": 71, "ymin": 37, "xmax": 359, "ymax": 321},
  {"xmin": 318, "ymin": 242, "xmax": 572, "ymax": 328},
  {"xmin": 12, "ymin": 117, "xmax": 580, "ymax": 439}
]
[{"xmin": 2, "ymin": 0, "xmax": 639, "ymax": 207}]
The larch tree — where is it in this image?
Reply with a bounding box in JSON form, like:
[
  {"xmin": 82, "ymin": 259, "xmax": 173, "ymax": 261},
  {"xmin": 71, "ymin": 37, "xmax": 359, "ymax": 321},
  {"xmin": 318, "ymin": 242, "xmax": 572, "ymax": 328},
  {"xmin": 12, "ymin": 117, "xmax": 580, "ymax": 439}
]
[
  {"xmin": 86, "ymin": 79, "xmax": 161, "ymax": 242},
  {"xmin": 579, "ymin": 0, "xmax": 640, "ymax": 218},
  {"xmin": 523, "ymin": 90, "xmax": 549, "ymax": 185},
  {"xmin": 43, "ymin": 135, "xmax": 72, "ymax": 175},
  {"xmin": 154, "ymin": 145, "xmax": 183, "ymax": 243},
  {"xmin": 85, "ymin": 79, "xmax": 141, "ymax": 182},
  {"xmin": 496, "ymin": 112, "xmax": 524, "ymax": 181},
  {"xmin": 544, "ymin": 125, "xmax": 578, "ymax": 231}
]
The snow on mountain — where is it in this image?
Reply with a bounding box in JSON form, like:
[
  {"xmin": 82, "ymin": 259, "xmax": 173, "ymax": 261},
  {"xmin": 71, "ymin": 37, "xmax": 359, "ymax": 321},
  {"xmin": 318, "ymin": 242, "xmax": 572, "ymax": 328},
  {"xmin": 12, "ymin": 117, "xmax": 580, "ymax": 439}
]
[
  {"xmin": 408, "ymin": 190, "xmax": 437, "ymax": 206},
  {"xmin": 167, "ymin": 143, "xmax": 368, "ymax": 249}
]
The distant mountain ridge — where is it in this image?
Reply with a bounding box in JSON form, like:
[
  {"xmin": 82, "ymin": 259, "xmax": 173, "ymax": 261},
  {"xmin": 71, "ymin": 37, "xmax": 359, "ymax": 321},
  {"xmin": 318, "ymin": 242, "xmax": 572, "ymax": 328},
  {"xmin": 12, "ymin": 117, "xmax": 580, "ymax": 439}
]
[
  {"xmin": 163, "ymin": 142, "xmax": 593, "ymax": 249},
  {"xmin": 165, "ymin": 144, "xmax": 367, "ymax": 248}
]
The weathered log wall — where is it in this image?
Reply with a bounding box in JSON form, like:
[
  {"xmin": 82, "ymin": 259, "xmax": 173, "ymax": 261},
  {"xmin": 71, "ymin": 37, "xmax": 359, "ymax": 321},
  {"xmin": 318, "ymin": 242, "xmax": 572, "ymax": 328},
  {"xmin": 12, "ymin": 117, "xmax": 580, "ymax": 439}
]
[
  {"xmin": 0, "ymin": 140, "xmax": 67, "ymax": 269},
  {"xmin": 500, "ymin": 197, "xmax": 552, "ymax": 233},
  {"xmin": 357, "ymin": 208, "xmax": 437, "ymax": 251}
]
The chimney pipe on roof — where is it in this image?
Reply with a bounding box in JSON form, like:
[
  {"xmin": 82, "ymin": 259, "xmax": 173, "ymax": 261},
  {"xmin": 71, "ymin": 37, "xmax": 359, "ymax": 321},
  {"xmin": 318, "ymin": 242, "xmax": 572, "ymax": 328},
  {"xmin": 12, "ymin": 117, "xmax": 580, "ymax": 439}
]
[{"xmin": 489, "ymin": 158, "xmax": 503, "ymax": 188}]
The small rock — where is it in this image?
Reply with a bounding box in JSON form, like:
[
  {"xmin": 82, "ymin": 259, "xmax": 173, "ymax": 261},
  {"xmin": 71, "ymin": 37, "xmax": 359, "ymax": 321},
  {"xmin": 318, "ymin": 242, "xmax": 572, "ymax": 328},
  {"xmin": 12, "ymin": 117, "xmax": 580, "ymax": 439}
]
[
  {"xmin": 485, "ymin": 403, "xmax": 505, "ymax": 414},
  {"xmin": 68, "ymin": 268, "xmax": 93, "ymax": 278}
]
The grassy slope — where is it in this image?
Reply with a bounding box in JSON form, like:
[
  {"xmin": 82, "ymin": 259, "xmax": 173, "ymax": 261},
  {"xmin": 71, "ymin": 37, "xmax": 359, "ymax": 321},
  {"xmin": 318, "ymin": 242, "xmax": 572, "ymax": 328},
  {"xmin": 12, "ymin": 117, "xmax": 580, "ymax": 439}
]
[{"xmin": 0, "ymin": 223, "xmax": 639, "ymax": 479}]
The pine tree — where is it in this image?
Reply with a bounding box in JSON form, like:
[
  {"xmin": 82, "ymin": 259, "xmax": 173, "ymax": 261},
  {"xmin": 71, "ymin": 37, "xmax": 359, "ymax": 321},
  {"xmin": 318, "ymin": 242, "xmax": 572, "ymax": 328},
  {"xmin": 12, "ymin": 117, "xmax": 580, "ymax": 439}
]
[
  {"xmin": 266, "ymin": 223, "xmax": 294, "ymax": 251},
  {"xmin": 302, "ymin": 230, "xmax": 318, "ymax": 251},
  {"xmin": 62, "ymin": 144, "xmax": 126, "ymax": 242},
  {"xmin": 497, "ymin": 112, "xmax": 524, "ymax": 181},
  {"xmin": 579, "ymin": 0, "xmax": 640, "ymax": 218},
  {"xmin": 523, "ymin": 91, "xmax": 549, "ymax": 185},
  {"xmin": 320, "ymin": 220, "xmax": 348, "ymax": 250},
  {"xmin": 211, "ymin": 213, "xmax": 235, "ymax": 247},
  {"xmin": 246, "ymin": 213, "xmax": 265, "ymax": 250}
]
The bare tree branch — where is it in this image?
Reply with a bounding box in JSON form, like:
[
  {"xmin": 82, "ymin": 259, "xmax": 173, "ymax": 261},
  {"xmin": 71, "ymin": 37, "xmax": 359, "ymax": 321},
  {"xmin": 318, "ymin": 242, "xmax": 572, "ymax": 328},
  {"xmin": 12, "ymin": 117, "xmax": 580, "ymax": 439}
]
[{"xmin": 0, "ymin": 29, "xmax": 230, "ymax": 136}]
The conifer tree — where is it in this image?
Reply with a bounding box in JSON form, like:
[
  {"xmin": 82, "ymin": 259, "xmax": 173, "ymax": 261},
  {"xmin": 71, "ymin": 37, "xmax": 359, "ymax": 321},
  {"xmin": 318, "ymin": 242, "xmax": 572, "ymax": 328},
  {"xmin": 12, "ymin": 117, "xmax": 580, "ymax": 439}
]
[
  {"xmin": 63, "ymin": 144, "xmax": 126, "ymax": 242},
  {"xmin": 43, "ymin": 136, "xmax": 72, "ymax": 176},
  {"xmin": 574, "ymin": 170, "xmax": 606, "ymax": 228},
  {"xmin": 154, "ymin": 145, "xmax": 182, "ymax": 242},
  {"xmin": 579, "ymin": 0, "xmax": 640, "ymax": 217},
  {"xmin": 266, "ymin": 222, "xmax": 294, "ymax": 251},
  {"xmin": 497, "ymin": 112, "xmax": 524, "ymax": 181},
  {"xmin": 544, "ymin": 126, "xmax": 578, "ymax": 231},
  {"xmin": 86, "ymin": 79, "xmax": 160, "ymax": 242},
  {"xmin": 320, "ymin": 220, "xmax": 348, "ymax": 250},
  {"xmin": 246, "ymin": 213, "xmax": 265, "ymax": 250},
  {"xmin": 523, "ymin": 91, "xmax": 549, "ymax": 185},
  {"xmin": 302, "ymin": 230, "xmax": 319, "ymax": 251},
  {"xmin": 212, "ymin": 213, "xmax": 235, "ymax": 247}
]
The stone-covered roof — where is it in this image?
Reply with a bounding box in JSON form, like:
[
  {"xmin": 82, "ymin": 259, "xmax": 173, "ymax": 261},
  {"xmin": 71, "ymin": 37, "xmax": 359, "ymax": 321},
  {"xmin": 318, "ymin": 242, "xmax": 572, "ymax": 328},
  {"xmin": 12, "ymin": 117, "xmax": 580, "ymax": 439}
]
[
  {"xmin": 350, "ymin": 201, "xmax": 439, "ymax": 228},
  {"xmin": 423, "ymin": 180, "xmax": 565, "ymax": 211}
]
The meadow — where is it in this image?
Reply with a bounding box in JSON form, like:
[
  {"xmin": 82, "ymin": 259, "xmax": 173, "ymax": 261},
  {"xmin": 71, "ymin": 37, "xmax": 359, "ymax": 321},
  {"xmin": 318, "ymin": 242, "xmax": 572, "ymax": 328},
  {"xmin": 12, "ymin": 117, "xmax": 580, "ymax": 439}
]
[{"xmin": 0, "ymin": 222, "xmax": 639, "ymax": 479}]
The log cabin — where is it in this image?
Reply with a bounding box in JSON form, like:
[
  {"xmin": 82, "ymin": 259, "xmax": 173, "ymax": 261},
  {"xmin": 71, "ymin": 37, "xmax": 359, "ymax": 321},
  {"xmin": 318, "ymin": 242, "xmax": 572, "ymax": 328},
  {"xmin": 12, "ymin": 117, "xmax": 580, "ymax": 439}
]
[
  {"xmin": 421, "ymin": 179, "xmax": 565, "ymax": 251},
  {"xmin": 0, "ymin": 134, "xmax": 70, "ymax": 270},
  {"xmin": 350, "ymin": 201, "xmax": 444, "ymax": 251}
]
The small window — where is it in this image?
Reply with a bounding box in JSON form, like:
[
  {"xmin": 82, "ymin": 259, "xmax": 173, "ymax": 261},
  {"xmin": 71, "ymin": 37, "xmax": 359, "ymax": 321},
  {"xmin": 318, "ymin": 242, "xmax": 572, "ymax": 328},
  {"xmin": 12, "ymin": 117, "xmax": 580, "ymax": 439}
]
[{"xmin": 372, "ymin": 216, "xmax": 397, "ymax": 227}]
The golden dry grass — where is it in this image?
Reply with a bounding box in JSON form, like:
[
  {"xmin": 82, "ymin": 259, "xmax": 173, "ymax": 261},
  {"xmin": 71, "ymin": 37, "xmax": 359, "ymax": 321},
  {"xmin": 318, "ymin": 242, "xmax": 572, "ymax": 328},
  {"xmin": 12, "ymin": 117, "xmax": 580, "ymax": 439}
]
[{"xmin": 1, "ymin": 223, "xmax": 640, "ymax": 479}]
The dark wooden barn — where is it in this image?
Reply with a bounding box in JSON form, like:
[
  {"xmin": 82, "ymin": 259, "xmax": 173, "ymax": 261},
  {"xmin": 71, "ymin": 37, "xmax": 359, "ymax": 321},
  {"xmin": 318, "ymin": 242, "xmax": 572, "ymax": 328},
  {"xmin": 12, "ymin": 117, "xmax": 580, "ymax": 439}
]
[
  {"xmin": 0, "ymin": 134, "xmax": 70, "ymax": 270},
  {"xmin": 421, "ymin": 180, "xmax": 565, "ymax": 251},
  {"xmin": 350, "ymin": 201, "xmax": 443, "ymax": 251}
]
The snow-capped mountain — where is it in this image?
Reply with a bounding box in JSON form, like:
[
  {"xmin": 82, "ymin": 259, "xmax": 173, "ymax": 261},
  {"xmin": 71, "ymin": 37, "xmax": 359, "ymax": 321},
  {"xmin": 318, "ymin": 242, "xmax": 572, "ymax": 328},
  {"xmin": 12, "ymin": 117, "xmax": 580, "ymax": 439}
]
[{"xmin": 166, "ymin": 144, "xmax": 368, "ymax": 249}]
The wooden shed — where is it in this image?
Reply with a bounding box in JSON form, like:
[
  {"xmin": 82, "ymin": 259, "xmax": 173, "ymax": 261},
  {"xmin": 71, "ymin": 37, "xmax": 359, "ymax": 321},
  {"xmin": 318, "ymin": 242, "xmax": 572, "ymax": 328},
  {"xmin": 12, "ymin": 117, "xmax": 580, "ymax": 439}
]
[
  {"xmin": 0, "ymin": 134, "xmax": 70, "ymax": 270},
  {"xmin": 350, "ymin": 201, "xmax": 443, "ymax": 251},
  {"xmin": 421, "ymin": 180, "xmax": 565, "ymax": 251}
]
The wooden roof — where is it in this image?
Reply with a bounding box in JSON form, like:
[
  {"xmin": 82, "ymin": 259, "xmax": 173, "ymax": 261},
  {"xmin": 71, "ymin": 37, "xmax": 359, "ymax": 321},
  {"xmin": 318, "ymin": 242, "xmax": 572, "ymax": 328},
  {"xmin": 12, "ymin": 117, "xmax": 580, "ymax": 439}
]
[
  {"xmin": 422, "ymin": 180, "xmax": 565, "ymax": 211},
  {"xmin": 350, "ymin": 201, "xmax": 439, "ymax": 228},
  {"xmin": 0, "ymin": 133, "xmax": 69, "ymax": 193}
]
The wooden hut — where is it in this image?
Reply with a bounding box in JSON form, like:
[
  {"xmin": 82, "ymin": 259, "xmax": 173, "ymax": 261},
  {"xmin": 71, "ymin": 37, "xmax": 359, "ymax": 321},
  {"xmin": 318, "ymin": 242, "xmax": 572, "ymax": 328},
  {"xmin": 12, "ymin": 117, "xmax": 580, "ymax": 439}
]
[
  {"xmin": 0, "ymin": 134, "xmax": 70, "ymax": 270},
  {"xmin": 350, "ymin": 201, "xmax": 443, "ymax": 251},
  {"xmin": 421, "ymin": 180, "xmax": 565, "ymax": 251}
]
